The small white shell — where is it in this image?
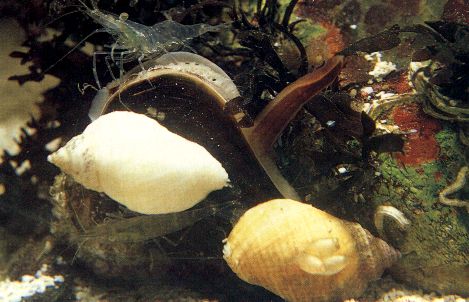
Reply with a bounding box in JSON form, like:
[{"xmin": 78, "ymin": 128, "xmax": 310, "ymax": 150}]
[{"xmin": 48, "ymin": 111, "xmax": 229, "ymax": 214}]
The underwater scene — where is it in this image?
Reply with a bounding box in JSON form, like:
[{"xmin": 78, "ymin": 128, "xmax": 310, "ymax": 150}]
[{"xmin": 0, "ymin": 0, "xmax": 468, "ymax": 301}]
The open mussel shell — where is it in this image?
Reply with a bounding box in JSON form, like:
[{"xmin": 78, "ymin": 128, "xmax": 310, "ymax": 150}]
[
  {"xmin": 99, "ymin": 55, "xmax": 281, "ymax": 204},
  {"xmin": 49, "ymin": 53, "xmax": 281, "ymax": 281}
]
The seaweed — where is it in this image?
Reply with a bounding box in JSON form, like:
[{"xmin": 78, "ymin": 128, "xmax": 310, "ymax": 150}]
[
  {"xmin": 413, "ymin": 22, "xmax": 469, "ymax": 102},
  {"xmin": 339, "ymin": 24, "xmax": 402, "ymax": 56},
  {"xmin": 305, "ymin": 91, "xmax": 404, "ymax": 160},
  {"xmin": 227, "ymin": 0, "xmax": 309, "ymax": 119},
  {"xmin": 337, "ymin": 20, "xmax": 469, "ymax": 148},
  {"xmin": 2, "ymin": 0, "xmax": 468, "ymax": 299}
]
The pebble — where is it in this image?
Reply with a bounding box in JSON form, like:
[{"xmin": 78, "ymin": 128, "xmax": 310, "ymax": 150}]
[{"xmin": 0, "ymin": 264, "xmax": 64, "ymax": 302}]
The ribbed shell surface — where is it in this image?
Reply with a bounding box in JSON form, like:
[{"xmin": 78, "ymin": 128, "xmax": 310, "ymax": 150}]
[{"xmin": 223, "ymin": 199, "xmax": 400, "ymax": 302}]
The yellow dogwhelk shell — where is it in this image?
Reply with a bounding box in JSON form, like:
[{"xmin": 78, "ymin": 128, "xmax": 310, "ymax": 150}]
[
  {"xmin": 223, "ymin": 199, "xmax": 400, "ymax": 302},
  {"xmin": 48, "ymin": 111, "xmax": 229, "ymax": 214}
]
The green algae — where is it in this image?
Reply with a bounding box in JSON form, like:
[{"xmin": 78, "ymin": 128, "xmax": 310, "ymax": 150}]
[
  {"xmin": 372, "ymin": 124, "xmax": 469, "ymax": 295},
  {"xmin": 294, "ymin": 21, "xmax": 327, "ymax": 45}
]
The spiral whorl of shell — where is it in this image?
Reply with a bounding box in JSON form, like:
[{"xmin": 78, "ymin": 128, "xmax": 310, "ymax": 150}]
[
  {"xmin": 223, "ymin": 199, "xmax": 400, "ymax": 302},
  {"xmin": 48, "ymin": 111, "xmax": 229, "ymax": 214}
]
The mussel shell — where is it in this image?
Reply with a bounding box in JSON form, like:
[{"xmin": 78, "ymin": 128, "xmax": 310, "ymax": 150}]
[{"xmin": 103, "ymin": 68, "xmax": 281, "ymax": 204}]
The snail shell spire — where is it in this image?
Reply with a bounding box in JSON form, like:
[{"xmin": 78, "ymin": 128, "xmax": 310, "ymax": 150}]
[
  {"xmin": 223, "ymin": 199, "xmax": 400, "ymax": 302},
  {"xmin": 48, "ymin": 111, "xmax": 229, "ymax": 214}
]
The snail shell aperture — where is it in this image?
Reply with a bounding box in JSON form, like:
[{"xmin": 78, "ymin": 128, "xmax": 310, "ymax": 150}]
[
  {"xmin": 48, "ymin": 111, "xmax": 229, "ymax": 214},
  {"xmin": 223, "ymin": 199, "xmax": 401, "ymax": 302}
]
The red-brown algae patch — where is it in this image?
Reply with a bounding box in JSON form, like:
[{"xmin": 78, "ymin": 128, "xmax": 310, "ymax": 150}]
[
  {"xmin": 339, "ymin": 55, "xmax": 373, "ymax": 87},
  {"xmin": 296, "ymin": 0, "xmax": 342, "ymax": 23},
  {"xmin": 305, "ymin": 22, "xmax": 345, "ymax": 65},
  {"xmin": 433, "ymin": 171, "xmax": 443, "ymax": 182},
  {"xmin": 390, "ymin": 72, "xmax": 413, "ymax": 94},
  {"xmin": 321, "ymin": 22, "xmax": 345, "ymax": 57},
  {"xmin": 392, "ymin": 103, "xmax": 441, "ymax": 166},
  {"xmin": 372, "ymin": 71, "xmax": 413, "ymax": 95},
  {"xmin": 443, "ymin": 0, "xmax": 469, "ymax": 24}
]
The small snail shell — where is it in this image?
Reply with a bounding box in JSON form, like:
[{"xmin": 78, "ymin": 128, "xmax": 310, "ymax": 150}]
[
  {"xmin": 48, "ymin": 111, "xmax": 229, "ymax": 214},
  {"xmin": 223, "ymin": 199, "xmax": 400, "ymax": 302}
]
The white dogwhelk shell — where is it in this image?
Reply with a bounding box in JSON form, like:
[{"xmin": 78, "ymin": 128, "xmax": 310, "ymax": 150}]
[{"xmin": 48, "ymin": 111, "xmax": 229, "ymax": 214}]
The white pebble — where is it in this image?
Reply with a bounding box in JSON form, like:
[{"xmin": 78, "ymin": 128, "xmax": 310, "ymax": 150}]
[
  {"xmin": 0, "ymin": 264, "xmax": 64, "ymax": 302},
  {"xmin": 369, "ymin": 61, "xmax": 397, "ymax": 79},
  {"xmin": 376, "ymin": 91, "xmax": 396, "ymax": 100},
  {"xmin": 361, "ymin": 86, "xmax": 374, "ymax": 95},
  {"xmin": 54, "ymin": 275, "xmax": 65, "ymax": 283},
  {"xmin": 363, "ymin": 103, "xmax": 371, "ymax": 113},
  {"xmin": 21, "ymin": 275, "xmax": 34, "ymax": 283}
]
